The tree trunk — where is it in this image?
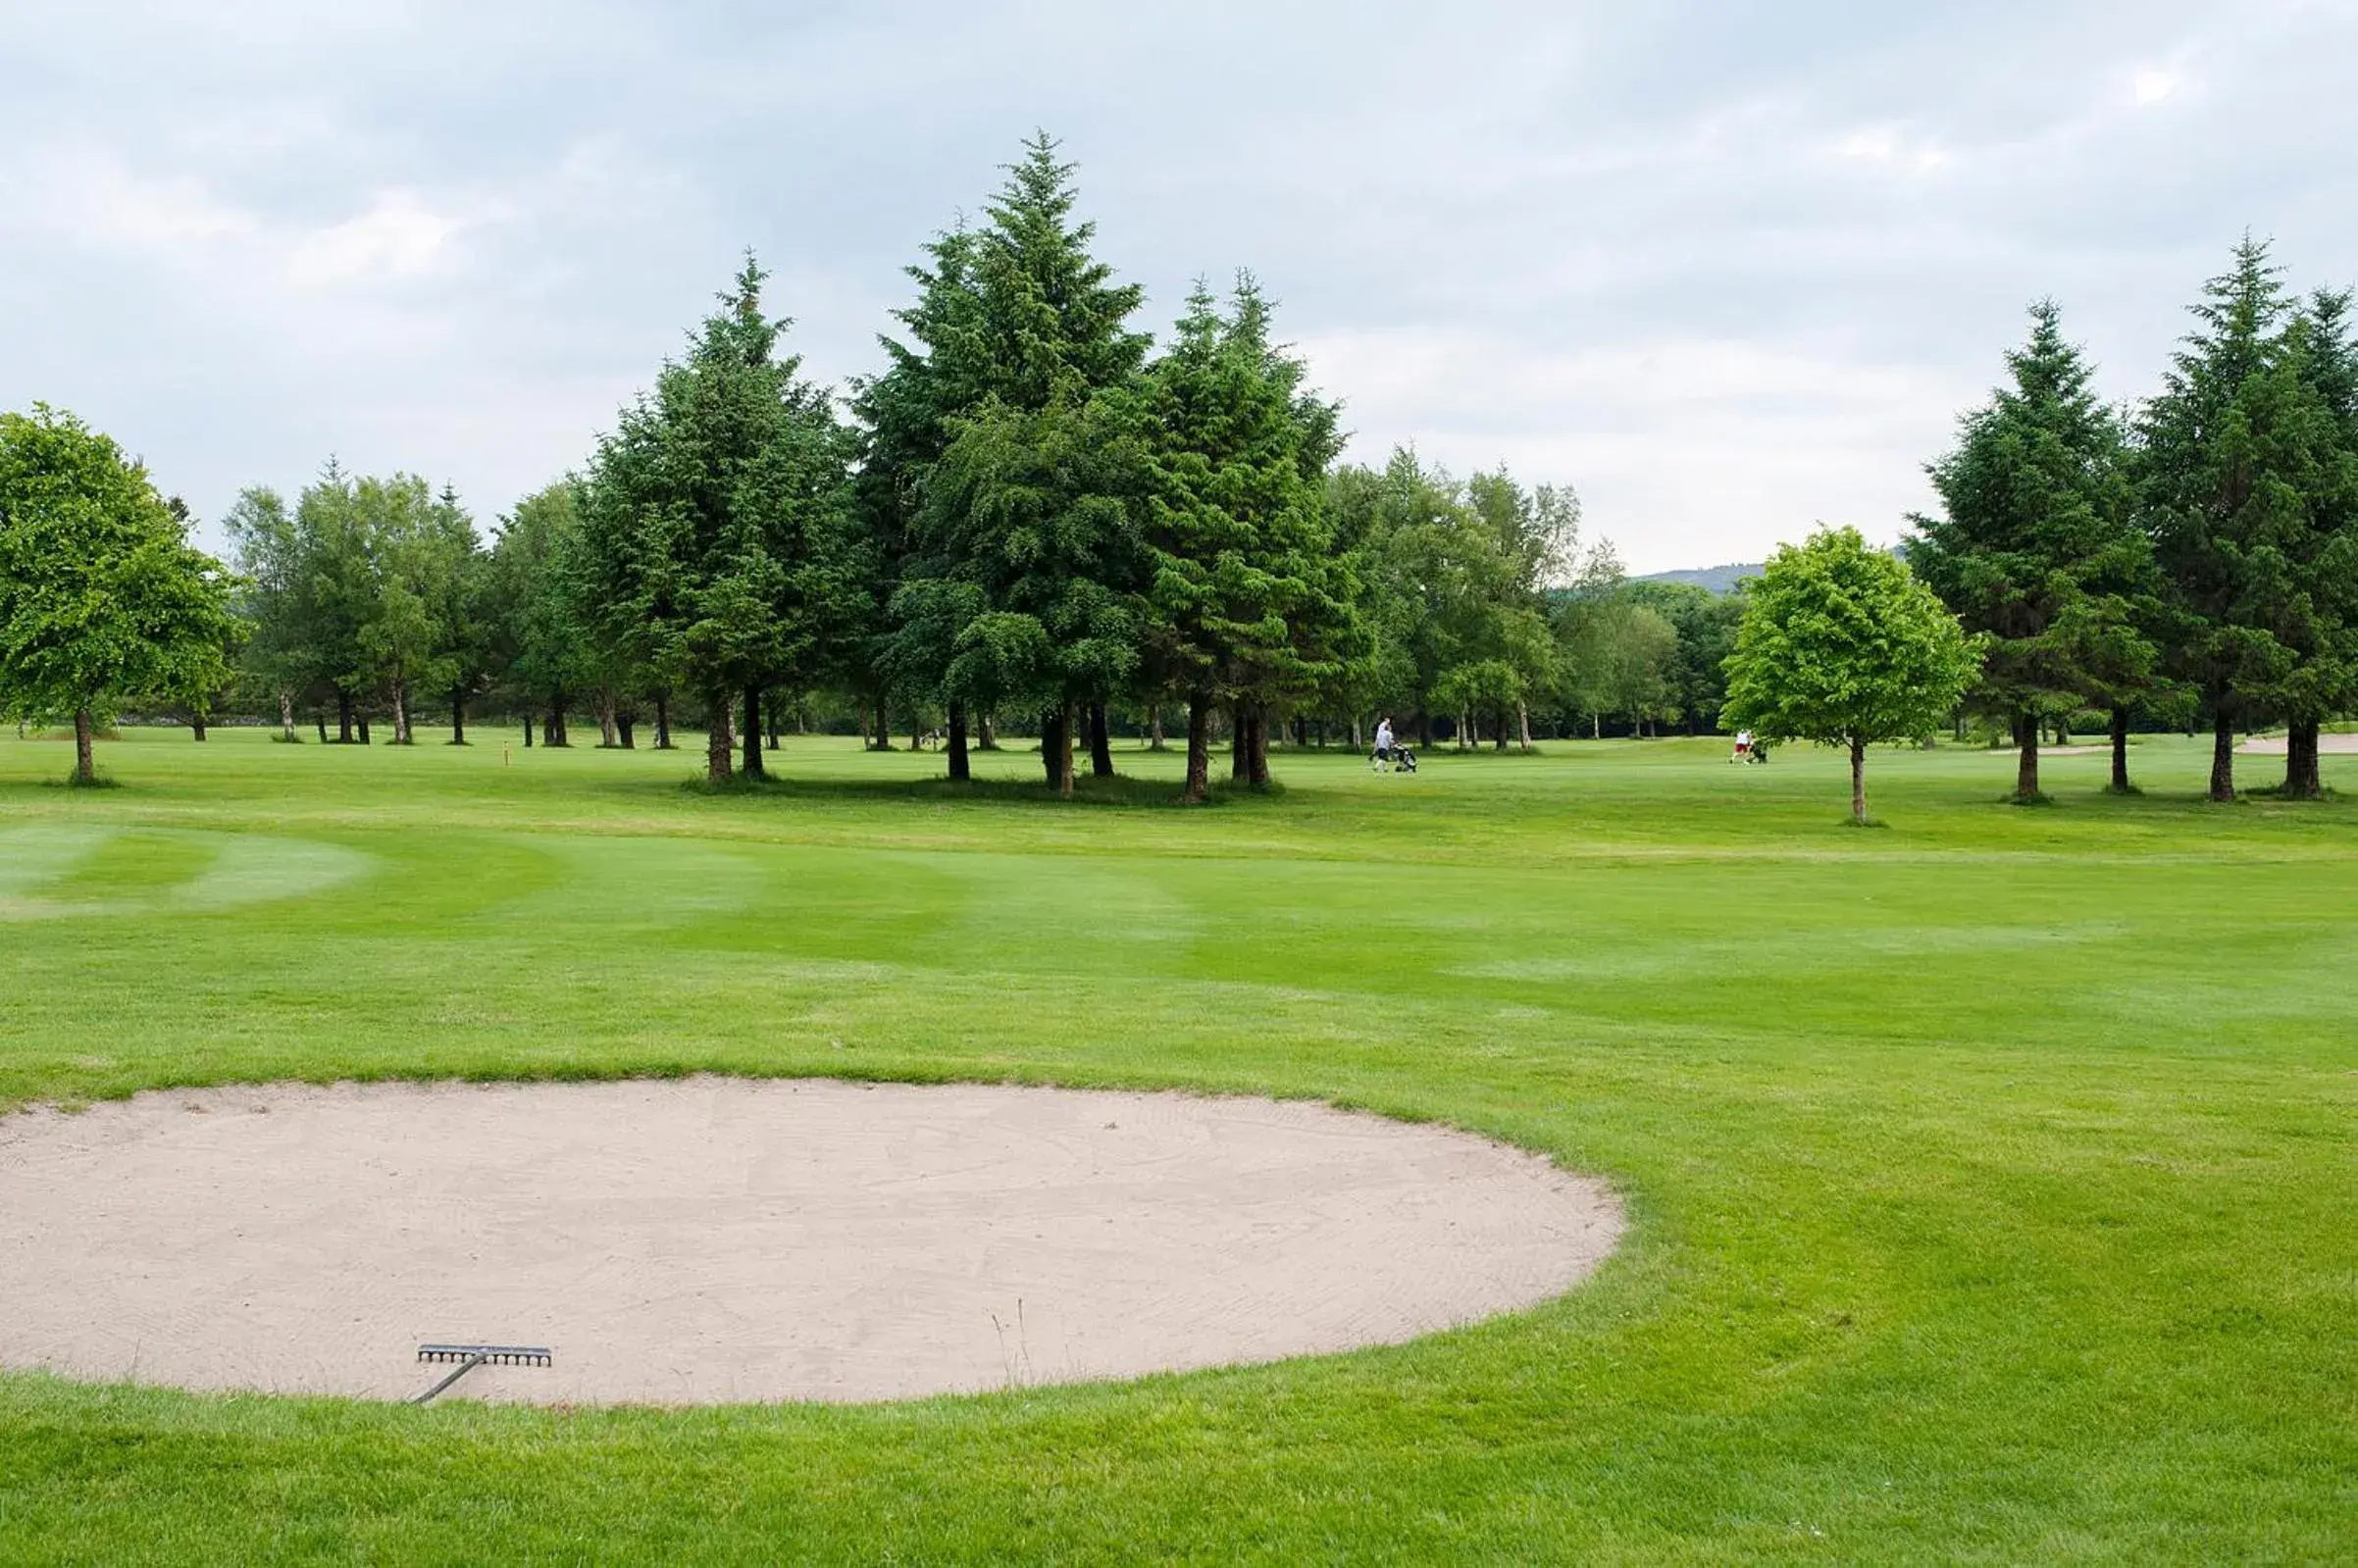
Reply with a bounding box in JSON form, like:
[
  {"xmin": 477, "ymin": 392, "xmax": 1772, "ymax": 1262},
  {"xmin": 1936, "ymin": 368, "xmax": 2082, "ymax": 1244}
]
[
  {"xmin": 522, "ymin": 715, "xmax": 533, "ymax": 748},
  {"xmin": 2108, "ymin": 705, "xmax": 2131, "ymax": 792},
  {"xmin": 979, "ymin": 711, "xmax": 998, "ymax": 749},
  {"xmin": 2209, "ymin": 710, "xmax": 2235, "ymax": 803},
  {"xmin": 706, "ymin": 692, "xmax": 734, "ymax": 783},
  {"xmin": 1592, "ymin": 713, "xmax": 1601, "ymax": 740},
  {"xmin": 1517, "ymin": 701, "xmax": 1532, "ymax": 751},
  {"xmin": 337, "ymin": 690, "xmax": 354, "ymax": 743},
  {"xmin": 314, "ymin": 709, "xmax": 328, "ymax": 744},
  {"xmin": 768, "ymin": 695, "xmax": 782, "ymax": 751},
  {"xmin": 1056, "ymin": 707, "xmax": 1076, "ymax": 798},
  {"xmin": 872, "ymin": 693, "xmax": 890, "ymax": 751},
  {"xmin": 1041, "ymin": 708, "xmax": 1065, "ymax": 787},
  {"xmin": 1089, "ymin": 703, "xmax": 1113, "ymax": 779},
  {"xmin": 653, "ymin": 692, "xmax": 673, "ymax": 750},
  {"xmin": 1494, "ymin": 713, "xmax": 1509, "ymax": 751},
  {"xmin": 1250, "ymin": 709, "xmax": 1271, "ymax": 787},
  {"xmin": 741, "ymin": 684, "xmax": 764, "ymax": 778},
  {"xmin": 1230, "ymin": 703, "xmax": 1252, "ymax": 783},
  {"xmin": 1351, "ymin": 714, "xmax": 1362, "ymax": 750},
  {"xmin": 358, "ymin": 714, "xmax": 371, "ymax": 744},
  {"xmin": 1182, "ymin": 693, "xmax": 1212, "ymax": 804},
  {"xmin": 948, "ymin": 700, "xmax": 970, "ymax": 782},
  {"xmin": 1849, "ymin": 733, "xmax": 1868, "ymax": 824},
  {"xmin": 543, "ymin": 692, "xmax": 568, "ymax": 747},
  {"xmin": 449, "ymin": 684, "xmax": 467, "ymax": 746},
  {"xmin": 390, "ymin": 677, "xmax": 411, "ymax": 744},
  {"xmin": 2284, "ymin": 718, "xmax": 2323, "ymax": 800},
  {"xmin": 190, "ymin": 712, "xmax": 207, "ymax": 741},
  {"xmin": 616, "ymin": 714, "xmax": 635, "ymax": 749},
  {"xmin": 2014, "ymin": 711, "xmax": 2039, "ymax": 801},
  {"xmin": 1149, "ymin": 705, "xmax": 1165, "ymax": 751},
  {"xmin": 598, "ymin": 686, "xmax": 619, "ymax": 748},
  {"xmin": 73, "ymin": 706, "xmax": 94, "ymax": 784}
]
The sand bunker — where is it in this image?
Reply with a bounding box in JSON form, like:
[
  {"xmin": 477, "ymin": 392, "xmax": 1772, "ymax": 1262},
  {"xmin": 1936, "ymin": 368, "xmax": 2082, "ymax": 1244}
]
[
  {"xmin": 2238, "ymin": 733, "xmax": 2358, "ymax": 754},
  {"xmin": 0, "ymin": 1078, "xmax": 1620, "ymax": 1405}
]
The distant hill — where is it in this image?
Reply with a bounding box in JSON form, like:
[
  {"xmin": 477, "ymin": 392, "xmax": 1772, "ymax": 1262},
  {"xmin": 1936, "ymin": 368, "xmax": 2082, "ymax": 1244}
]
[{"xmin": 1632, "ymin": 562, "xmax": 1761, "ymax": 594}]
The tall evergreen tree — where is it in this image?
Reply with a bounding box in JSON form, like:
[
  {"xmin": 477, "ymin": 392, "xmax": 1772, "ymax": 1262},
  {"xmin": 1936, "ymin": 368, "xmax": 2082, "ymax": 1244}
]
[
  {"xmin": 576, "ymin": 258, "xmax": 855, "ymax": 782},
  {"xmin": 2271, "ymin": 289, "xmax": 2358, "ymax": 796},
  {"xmin": 2138, "ymin": 238, "xmax": 2319, "ymax": 801},
  {"xmin": 894, "ymin": 133, "xmax": 1151, "ymax": 796},
  {"xmin": 1138, "ymin": 278, "xmax": 1357, "ymax": 799},
  {"xmin": 1909, "ymin": 300, "xmax": 2149, "ymax": 800}
]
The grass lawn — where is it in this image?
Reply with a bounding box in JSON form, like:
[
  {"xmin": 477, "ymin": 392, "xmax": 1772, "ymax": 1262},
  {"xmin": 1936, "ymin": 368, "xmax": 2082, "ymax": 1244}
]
[{"xmin": 1, "ymin": 726, "xmax": 2352, "ymax": 1563}]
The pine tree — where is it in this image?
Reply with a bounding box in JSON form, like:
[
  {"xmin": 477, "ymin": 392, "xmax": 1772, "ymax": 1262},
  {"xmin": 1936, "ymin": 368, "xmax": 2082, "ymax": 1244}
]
[{"xmin": 1909, "ymin": 300, "xmax": 2150, "ymax": 800}]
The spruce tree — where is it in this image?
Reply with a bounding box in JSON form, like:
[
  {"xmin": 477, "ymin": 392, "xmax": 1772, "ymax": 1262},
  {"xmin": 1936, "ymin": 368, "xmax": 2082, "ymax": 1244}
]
[
  {"xmin": 1138, "ymin": 278, "xmax": 1358, "ymax": 800},
  {"xmin": 895, "ymin": 134, "xmax": 1152, "ymax": 795},
  {"xmin": 2272, "ymin": 289, "xmax": 2358, "ymax": 796},
  {"xmin": 576, "ymin": 258, "xmax": 855, "ymax": 782},
  {"xmin": 2138, "ymin": 238, "xmax": 2325, "ymax": 801},
  {"xmin": 1909, "ymin": 300, "xmax": 2149, "ymax": 800}
]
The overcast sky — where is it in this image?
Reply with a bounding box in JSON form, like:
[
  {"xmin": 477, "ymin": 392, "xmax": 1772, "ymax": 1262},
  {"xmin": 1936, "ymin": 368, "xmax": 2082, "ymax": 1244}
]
[{"xmin": 5, "ymin": 1, "xmax": 2354, "ymax": 573}]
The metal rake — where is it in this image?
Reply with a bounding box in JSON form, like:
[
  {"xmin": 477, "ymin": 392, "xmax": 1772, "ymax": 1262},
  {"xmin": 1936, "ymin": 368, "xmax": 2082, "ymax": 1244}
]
[{"xmin": 411, "ymin": 1342, "xmax": 552, "ymax": 1404}]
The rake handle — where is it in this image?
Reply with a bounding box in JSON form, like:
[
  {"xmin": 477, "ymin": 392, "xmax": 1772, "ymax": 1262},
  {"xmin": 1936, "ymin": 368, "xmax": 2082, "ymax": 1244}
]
[{"xmin": 410, "ymin": 1353, "xmax": 487, "ymax": 1405}]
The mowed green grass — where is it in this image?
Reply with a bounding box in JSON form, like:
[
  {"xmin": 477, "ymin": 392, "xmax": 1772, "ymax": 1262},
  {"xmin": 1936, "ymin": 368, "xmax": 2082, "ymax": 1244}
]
[{"xmin": 0, "ymin": 727, "xmax": 2353, "ymax": 1564}]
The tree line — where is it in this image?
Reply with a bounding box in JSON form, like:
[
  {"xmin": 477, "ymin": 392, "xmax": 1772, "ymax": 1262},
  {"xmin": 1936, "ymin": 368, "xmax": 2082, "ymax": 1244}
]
[
  {"xmin": 4, "ymin": 139, "xmax": 2346, "ymax": 810},
  {"xmin": 2, "ymin": 135, "xmax": 1721, "ymax": 793},
  {"xmin": 1719, "ymin": 234, "xmax": 2356, "ymax": 820}
]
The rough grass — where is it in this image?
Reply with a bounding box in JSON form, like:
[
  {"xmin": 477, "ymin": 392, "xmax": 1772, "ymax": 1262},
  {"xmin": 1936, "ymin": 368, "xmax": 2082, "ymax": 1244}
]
[{"xmin": 0, "ymin": 728, "xmax": 2353, "ymax": 1564}]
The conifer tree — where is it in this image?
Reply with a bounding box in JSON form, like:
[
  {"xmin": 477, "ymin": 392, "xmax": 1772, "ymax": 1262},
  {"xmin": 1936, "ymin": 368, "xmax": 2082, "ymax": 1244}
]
[
  {"xmin": 2272, "ymin": 289, "xmax": 2358, "ymax": 796},
  {"xmin": 576, "ymin": 258, "xmax": 855, "ymax": 782},
  {"xmin": 2138, "ymin": 238, "xmax": 2321, "ymax": 801},
  {"xmin": 1138, "ymin": 278, "xmax": 1358, "ymax": 799},
  {"xmin": 897, "ymin": 134, "xmax": 1152, "ymax": 795},
  {"xmin": 1909, "ymin": 300, "xmax": 2150, "ymax": 800}
]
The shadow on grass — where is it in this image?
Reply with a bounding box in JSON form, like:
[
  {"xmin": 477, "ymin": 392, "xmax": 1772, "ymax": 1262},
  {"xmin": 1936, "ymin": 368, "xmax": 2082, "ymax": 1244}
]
[{"xmin": 680, "ymin": 769, "xmax": 1283, "ymax": 811}]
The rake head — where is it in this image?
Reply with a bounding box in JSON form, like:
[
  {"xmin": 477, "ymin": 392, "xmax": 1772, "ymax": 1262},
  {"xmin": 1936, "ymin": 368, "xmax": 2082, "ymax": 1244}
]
[{"xmin": 417, "ymin": 1342, "xmax": 551, "ymax": 1368}]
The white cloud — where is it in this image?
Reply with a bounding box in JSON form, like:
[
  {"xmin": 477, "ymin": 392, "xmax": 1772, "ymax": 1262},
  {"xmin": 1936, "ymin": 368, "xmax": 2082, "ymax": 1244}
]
[
  {"xmin": 285, "ymin": 191, "xmax": 467, "ymax": 289},
  {"xmin": 1828, "ymin": 123, "xmax": 1955, "ymax": 176}
]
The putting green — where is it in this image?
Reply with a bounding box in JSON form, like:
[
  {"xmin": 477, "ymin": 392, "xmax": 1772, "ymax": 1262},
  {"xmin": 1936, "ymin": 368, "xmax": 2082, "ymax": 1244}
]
[{"xmin": 0, "ymin": 825, "xmax": 373, "ymax": 921}]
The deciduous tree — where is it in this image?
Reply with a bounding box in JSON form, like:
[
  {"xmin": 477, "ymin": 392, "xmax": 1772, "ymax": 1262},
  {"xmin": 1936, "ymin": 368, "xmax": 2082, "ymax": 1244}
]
[
  {"xmin": 1722, "ymin": 526, "xmax": 1981, "ymax": 823},
  {"xmin": 0, "ymin": 406, "xmax": 237, "ymax": 784}
]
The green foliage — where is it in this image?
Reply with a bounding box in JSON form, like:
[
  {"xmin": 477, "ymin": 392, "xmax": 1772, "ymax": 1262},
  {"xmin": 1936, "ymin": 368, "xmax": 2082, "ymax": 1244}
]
[
  {"xmin": 1136, "ymin": 277, "xmax": 1359, "ymax": 784},
  {"xmin": 1623, "ymin": 579, "xmax": 1746, "ymax": 733},
  {"xmin": 0, "ymin": 406, "xmax": 236, "ymax": 775},
  {"xmin": 881, "ymin": 136, "xmax": 1152, "ymax": 789},
  {"xmin": 1723, "ymin": 526, "xmax": 1981, "ymax": 819},
  {"xmin": 1908, "ymin": 299, "xmax": 2154, "ymax": 766},
  {"xmin": 574, "ymin": 257, "xmax": 857, "ymax": 773}
]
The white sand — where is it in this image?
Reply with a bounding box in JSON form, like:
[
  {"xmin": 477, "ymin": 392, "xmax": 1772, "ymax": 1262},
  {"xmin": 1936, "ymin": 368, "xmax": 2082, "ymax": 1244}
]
[
  {"xmin": 0, "ymin": 1078, "xmax": 1620, "ymax": 1406},
  {"xmin": 2238, "ymin": 733, "xmax": 2358, "ymax": 754}
]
